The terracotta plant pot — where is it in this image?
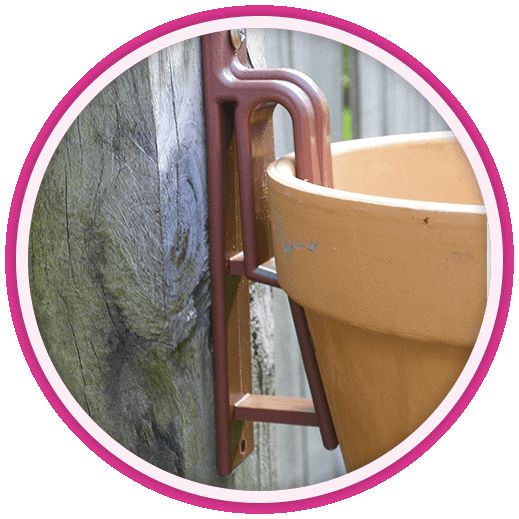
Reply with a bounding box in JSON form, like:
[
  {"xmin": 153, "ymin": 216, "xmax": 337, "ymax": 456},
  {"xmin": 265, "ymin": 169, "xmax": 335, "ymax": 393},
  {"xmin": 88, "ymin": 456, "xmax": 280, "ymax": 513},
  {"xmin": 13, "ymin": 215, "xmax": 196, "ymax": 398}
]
[{"xmin": 267, "ymin": 131, "xmax": 487, "ymax": 470}]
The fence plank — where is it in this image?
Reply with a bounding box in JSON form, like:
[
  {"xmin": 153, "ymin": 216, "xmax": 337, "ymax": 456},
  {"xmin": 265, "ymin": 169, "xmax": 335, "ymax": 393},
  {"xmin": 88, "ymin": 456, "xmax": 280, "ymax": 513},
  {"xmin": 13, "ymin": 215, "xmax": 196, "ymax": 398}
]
[
  {"xmin": 259, "ymin": 28, "xmax": 346, "ymax": 487},
  {"xmin": 351, "ymin": 50, "xmax": 448, "ymax": 137}
]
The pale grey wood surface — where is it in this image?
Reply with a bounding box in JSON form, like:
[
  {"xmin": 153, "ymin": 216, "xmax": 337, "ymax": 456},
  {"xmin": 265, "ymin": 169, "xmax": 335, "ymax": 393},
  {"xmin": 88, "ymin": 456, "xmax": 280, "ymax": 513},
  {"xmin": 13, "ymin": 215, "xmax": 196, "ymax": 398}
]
[
  {"xmin": 350, "ymin": 50, "xmax": 448, "ymax": 137},
  {"xmin": 259, "ymin": 29, "xmax": 346, "ymax": 487},
  {"xmin": 29, "ymin": 37, "xmax": 276, "ymax": 490},
  {"xmin": 263, "ymin": 29, "xmax": 345, "ymax": 150}
]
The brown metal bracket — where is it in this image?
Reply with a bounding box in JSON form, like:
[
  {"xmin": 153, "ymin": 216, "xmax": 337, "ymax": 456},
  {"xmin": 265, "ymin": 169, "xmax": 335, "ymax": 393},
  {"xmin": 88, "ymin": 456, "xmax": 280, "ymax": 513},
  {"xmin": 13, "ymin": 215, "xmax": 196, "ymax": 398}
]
[{"xmin": 202, "ymin": 30, "xmax": 338, "ymax": 475}]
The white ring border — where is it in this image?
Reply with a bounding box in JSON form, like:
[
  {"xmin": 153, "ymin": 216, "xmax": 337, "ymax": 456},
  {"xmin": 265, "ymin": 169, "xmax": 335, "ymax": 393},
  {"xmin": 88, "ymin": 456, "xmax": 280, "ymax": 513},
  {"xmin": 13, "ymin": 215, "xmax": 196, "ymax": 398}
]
[{"xmin": 14, "ymin": 16, "xmax": 503, "ymax": 503}]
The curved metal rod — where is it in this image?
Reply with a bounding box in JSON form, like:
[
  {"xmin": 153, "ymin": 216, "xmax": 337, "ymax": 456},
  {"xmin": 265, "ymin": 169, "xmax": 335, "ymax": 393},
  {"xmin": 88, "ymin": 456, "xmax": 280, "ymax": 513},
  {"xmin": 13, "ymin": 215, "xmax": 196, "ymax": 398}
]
[
  {"xmin": 225, "ymin": 58, "xmax": 338, "ymax": 452},
  {"xmin": 230, "ymin": 59, "xmax": 333, "ymax": 188},
  {"xmin": 232, "ymin": 80, "xmax": 322, "ymax": 279}
]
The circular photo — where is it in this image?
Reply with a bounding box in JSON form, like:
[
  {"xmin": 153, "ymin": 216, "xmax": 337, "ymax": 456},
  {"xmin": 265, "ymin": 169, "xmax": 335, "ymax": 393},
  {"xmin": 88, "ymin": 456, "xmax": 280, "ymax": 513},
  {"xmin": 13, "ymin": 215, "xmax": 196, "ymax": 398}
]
[{"xmin": 10, "ymin": 12, "xmax": 505, "ymax": 509}]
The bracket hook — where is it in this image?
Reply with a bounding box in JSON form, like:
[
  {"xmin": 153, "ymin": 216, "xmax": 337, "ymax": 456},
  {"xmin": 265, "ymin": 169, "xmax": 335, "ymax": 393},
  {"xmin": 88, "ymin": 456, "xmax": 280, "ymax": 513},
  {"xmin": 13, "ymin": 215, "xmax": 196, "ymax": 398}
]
[{"xmin": 202, "ymin": 30, "xmax": 338, "ymax": 475}]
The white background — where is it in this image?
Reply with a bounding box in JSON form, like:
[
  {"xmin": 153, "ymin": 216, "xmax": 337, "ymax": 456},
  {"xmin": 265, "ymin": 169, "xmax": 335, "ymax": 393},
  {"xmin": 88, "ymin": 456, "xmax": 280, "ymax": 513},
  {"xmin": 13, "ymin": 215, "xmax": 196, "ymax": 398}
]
[{"xmin": 1, "ymin": 1, "xmax": 517, "ymax": 517}]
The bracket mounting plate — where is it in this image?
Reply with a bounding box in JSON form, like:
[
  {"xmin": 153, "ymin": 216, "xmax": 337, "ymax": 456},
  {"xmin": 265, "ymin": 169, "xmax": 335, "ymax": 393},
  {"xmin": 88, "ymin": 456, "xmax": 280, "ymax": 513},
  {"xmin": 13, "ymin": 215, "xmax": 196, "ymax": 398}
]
[{"xmin": 202, "ymin": 30, "xmax": 338, "ymax": 476}]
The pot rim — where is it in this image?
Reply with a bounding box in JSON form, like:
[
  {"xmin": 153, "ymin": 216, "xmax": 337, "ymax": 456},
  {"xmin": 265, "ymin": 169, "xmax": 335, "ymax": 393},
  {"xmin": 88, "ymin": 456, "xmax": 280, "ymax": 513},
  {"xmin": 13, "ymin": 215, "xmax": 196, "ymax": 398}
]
[{"xmin": 267, "ymin": 131, "xmax": 487, "ymax": 215}]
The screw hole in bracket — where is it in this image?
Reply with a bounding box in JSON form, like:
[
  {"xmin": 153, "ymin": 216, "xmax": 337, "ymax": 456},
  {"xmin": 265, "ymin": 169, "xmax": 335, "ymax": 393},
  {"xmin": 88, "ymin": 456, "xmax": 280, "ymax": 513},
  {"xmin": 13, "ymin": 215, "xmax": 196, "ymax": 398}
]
[{"xmin": 239, "ymin": 438, "xmax": 247, "ymax": 455}]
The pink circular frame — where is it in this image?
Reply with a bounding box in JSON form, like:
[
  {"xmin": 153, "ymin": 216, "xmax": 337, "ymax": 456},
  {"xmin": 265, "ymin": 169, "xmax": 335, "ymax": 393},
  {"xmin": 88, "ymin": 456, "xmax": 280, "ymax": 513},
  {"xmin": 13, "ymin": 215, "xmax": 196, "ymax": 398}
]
[{"xmin": 5, "ymin": 5, "xmax": 513, "ymax": 514}]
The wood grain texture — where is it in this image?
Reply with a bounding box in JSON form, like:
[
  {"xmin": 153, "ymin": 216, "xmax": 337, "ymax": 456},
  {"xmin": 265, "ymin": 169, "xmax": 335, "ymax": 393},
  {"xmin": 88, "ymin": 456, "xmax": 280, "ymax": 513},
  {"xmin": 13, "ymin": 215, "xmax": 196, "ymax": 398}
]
[{"xmin": 29, "ymin": 37, "xmax": 276, "ymax": 489}]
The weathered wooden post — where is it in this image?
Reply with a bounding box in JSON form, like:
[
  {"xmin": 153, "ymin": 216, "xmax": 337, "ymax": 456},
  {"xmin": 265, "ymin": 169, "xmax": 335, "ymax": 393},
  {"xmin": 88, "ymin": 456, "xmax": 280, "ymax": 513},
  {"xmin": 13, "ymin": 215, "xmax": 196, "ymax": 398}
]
[{"xmin": 29, "ymin": 35, "xmax": 277, "ymax": 489}]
